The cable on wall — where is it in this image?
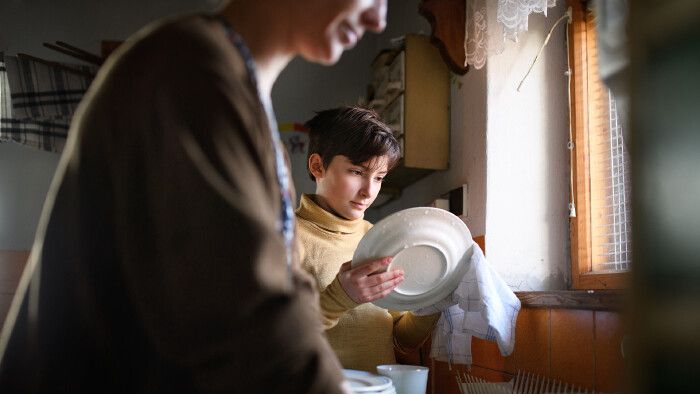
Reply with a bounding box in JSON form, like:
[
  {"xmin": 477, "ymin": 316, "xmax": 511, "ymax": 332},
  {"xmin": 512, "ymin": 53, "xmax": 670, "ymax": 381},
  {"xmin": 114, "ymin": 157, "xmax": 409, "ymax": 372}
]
[
  {"xmin": 516, "ymin": 7, "xmax": 572, "ymax": 92},
  {"xmin": 564, "ymin": 8, "xmax": 576, "ymax": 218}
]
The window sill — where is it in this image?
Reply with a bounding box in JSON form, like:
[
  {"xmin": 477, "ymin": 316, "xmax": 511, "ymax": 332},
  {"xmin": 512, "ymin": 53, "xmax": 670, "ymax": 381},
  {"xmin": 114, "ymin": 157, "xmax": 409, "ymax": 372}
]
[{"xmin": 514, "ymin": 290, "xmax": 626, "ymax": 311}]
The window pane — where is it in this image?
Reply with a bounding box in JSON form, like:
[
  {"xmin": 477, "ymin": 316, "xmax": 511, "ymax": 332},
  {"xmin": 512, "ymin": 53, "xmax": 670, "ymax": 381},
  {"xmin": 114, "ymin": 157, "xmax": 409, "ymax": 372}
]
[{"xmin": 587, "ymin": 10, "xmax": 632, "ymax": 272}]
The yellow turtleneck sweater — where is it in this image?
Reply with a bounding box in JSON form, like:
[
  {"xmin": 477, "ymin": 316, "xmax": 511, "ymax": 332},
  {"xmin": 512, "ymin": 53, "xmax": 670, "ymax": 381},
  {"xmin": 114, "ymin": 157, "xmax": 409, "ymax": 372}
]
[{"xmin": 295, "ymin": 194, "xmax": 440, "ymax": 372}]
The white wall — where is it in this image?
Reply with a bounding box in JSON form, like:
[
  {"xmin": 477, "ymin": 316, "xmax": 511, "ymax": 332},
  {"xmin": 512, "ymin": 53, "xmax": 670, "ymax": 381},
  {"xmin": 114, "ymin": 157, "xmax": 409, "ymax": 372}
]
[
  {"xmin": 373, "ymin": 1, "xmax": 571, "ymax": 290},
  {"xmin": 484, "ymin": 1, "xmax": 570, "ymax": 291},
  {"xmin": 0, "ymin": 0, "xmax": 223, "ymax": 250},
  {"xmin": 0, "ymin": 144, "xmax": 58, "ymax": 250}
]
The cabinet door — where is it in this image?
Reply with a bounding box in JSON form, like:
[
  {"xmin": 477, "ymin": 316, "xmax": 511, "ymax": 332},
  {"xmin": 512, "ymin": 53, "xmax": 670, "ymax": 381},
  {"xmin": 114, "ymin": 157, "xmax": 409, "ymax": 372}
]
[
  {"xmin": 404, "ymin": 34, "xmax": 450, "ymax": 171},
  {"xmin": 369, "ymin": 35, "xmax": 450, "ymax": 192},
  {"xmin": 383, "ymin": 94, "xmax": 404, "ymax": 138}
]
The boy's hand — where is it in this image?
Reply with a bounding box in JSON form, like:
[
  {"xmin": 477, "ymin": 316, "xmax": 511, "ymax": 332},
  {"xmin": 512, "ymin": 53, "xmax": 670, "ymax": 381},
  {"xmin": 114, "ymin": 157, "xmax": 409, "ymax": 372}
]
[{"xmin": 337, "ymin": 257, "xmax": 404, "ymax": 304}]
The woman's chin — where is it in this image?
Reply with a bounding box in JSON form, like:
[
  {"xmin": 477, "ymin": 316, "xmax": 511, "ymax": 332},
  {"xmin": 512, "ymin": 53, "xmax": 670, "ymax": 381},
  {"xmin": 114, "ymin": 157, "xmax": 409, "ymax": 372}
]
[{"xmin": 302, "ymin": 46, "xmax": 344, "ymax": 66}]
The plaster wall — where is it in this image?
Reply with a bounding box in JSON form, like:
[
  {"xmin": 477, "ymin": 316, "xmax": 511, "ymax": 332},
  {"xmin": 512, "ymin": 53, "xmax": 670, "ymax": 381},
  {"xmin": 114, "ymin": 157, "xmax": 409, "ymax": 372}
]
[
  {"xmin": 0, "ymin": 144, "xmax": 58, "ymax": 250},
  {"xmin": 0, "ymin": 0, "xmax": 222, "ymax": 250},
  {"xmin": 484, "ymin": 1, "xmax": 571, "ymax": 290},
  {"xmin": 373, "ymin": 1, "xmax": 571, "ymax": 290}
]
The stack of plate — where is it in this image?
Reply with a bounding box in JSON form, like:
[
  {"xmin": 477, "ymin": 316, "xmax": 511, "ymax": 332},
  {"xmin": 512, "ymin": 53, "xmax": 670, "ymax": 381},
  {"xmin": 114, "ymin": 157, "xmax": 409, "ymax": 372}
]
[
  {"xmin": 343, "ymin": 369, "xmax": 396, "ymax": 394},
  {"xmin": 351, "ymin": 207, "xmax": 474, "ymax": 311}
]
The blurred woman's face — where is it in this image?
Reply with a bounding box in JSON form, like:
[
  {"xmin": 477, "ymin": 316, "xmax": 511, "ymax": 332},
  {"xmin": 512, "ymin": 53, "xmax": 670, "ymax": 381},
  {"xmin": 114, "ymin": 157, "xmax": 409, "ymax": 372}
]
[{"xmin": 293, "ymin": 0, "xmax": 387, "ymax": 65}]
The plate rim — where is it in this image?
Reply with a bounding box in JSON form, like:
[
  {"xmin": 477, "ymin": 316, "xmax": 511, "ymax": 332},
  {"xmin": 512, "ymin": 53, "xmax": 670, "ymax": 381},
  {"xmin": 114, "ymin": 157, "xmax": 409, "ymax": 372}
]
[
  {"xmin": 342, "ymin": 369, "xmax": 393, "ymax": 392},
  {"xmin": 352, "ymin": 207, "xmax": 474, "ymax": 311}
]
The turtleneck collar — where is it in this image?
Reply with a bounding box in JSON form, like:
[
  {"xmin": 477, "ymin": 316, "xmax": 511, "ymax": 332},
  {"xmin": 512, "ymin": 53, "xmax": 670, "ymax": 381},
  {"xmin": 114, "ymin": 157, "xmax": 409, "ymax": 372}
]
[{"xmin": 296, "ymin": 194, "xmax": 366, "ymax": 235}]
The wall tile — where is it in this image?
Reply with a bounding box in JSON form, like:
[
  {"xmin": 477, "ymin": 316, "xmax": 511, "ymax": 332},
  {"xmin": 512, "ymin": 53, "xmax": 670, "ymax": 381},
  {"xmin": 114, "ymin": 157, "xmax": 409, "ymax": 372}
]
[
  {"xmin": 430, "ymin": 308, "xmax": 626, "ymax": 393},
  {"xmin": 461, "ymin": 364, "xmax": 486, "ymax": 380},
  {"xmin": 0, "ymin": 251, "xmax": 29, "ymax": 328},
  {"xmin": 458, "ymin": 364, "xmax": 485, "ymax": 394},
  {"xmin": 514, "ymin": 307, "xmax": 550, "ymax": 377},
  {"xmin": 474, "ymin": 236, "xmax": 485, "ymax": 254},
  {"xmin": 457, "ymin": 369, "xmax": 513, "ymax": 393},
  {"xmin": 551, "ymin": 309, "xmax": 595, "ymax": 390},
  {"xmin": 484, "ymin": 369, "xmax": 515, "ymax": 383},
  {"xmin": 511, "ymin": 370, "xmax": 557, "ymax": 393},
  {"xmin": 431, "ymin": 360, "xmax": 484, "ymax": 394},
  {"xmin": 0, "ymin": 294, "xmax": 15, "ymax": 328},
  {"xmin": 471, "ymin": 336, "xmax": 515, "ymax": 373},
  {"xmin": 0, "ymin": 251, "xmax": 29, "ymax": 293},
  {"xmin": 595, "ymin": 311, "xmax": 627, "ymax": 393}
]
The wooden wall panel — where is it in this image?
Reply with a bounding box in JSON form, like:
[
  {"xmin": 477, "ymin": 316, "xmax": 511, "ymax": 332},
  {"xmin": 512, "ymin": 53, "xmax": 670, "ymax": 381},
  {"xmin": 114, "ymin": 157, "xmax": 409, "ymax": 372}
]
[{"xmin": 0, "ymin": 250, "xmax": 29, "ymax": 328}]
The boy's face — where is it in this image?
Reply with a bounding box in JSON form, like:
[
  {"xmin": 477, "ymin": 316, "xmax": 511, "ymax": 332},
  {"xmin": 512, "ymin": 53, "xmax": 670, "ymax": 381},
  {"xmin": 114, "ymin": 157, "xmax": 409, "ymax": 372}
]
[
  {"xmin": 294, "ymin": 0, "xmax": 387, "ymax": 65},
  {"xmin": 313, "ymin": 155, "xmax": 389, "ymax": 220}
]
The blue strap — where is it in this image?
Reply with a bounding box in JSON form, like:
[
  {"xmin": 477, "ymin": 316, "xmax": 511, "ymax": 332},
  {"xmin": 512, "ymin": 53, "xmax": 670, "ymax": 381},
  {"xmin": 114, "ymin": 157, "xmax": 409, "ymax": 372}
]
[{"xmin": 220, "ymin": 18, "xmax": 295, "ymax": 285}]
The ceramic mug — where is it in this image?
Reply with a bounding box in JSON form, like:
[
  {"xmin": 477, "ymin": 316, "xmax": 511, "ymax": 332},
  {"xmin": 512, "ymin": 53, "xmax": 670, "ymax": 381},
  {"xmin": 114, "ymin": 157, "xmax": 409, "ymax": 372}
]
[{"xmin": 376, "ymin": 364, "xmax": 429, "ymax": 394}]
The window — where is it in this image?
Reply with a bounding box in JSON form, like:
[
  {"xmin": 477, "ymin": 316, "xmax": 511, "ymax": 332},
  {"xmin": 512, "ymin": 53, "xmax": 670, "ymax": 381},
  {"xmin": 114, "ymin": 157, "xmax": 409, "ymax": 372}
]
[{"xmin": 568, "ymin": 0, "xmax": 631, "ymax": 289}]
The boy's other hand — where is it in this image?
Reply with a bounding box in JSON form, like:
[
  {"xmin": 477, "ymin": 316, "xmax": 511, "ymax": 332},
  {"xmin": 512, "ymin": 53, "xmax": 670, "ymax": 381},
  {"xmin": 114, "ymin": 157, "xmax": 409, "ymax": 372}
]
[{"xmin": 337, "ymin": 257, "xmax": 404, "ymax": 304}]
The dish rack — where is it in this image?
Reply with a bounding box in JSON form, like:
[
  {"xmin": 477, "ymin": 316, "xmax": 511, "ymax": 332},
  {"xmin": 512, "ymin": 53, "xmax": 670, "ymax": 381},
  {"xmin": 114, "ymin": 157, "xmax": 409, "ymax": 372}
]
[{"xmin": 456, "ymin": 370, "xmax": 603, "ymax": 394}]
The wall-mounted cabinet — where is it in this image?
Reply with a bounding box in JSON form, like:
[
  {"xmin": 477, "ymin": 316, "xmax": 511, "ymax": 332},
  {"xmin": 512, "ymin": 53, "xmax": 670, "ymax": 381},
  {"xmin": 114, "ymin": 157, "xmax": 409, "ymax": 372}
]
[{"xmin": 368, "ymin": 34, "xmax": 450, "ymax": 193}]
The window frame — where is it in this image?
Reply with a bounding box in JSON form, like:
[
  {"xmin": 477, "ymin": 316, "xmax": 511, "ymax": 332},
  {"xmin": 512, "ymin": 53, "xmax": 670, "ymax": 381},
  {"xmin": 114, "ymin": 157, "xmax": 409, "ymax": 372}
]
[{"xmin": 567, "ymin": 0, "xmax": 629, "ymax": 290}]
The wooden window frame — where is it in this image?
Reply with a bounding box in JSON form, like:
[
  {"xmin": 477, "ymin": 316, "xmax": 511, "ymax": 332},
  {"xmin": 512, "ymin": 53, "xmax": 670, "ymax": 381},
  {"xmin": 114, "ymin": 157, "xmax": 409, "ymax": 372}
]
[{"xmin": 567, "ymin": 0, "xmax": 629, "ymax": 290}]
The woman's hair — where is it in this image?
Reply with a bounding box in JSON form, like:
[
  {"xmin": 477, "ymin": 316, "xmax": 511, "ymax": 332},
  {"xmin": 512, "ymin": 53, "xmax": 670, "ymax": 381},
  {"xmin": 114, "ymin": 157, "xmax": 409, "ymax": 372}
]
[{"xmin": 304, "ymin": 106, "xmax": 400, "ymax": 182}]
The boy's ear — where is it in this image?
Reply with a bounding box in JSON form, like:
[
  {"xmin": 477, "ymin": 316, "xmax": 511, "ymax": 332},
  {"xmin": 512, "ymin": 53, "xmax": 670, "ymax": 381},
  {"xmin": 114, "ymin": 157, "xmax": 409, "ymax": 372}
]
[{"xmin": 308, "ymin": 153, "xmax": 325, "ymax": 179}]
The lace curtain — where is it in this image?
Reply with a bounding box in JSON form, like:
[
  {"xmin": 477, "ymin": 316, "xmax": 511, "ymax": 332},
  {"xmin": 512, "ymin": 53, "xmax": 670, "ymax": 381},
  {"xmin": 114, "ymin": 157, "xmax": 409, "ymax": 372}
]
[{"xmin": 465, "ymin": 0, "xmax": 557, "ymax": 69}]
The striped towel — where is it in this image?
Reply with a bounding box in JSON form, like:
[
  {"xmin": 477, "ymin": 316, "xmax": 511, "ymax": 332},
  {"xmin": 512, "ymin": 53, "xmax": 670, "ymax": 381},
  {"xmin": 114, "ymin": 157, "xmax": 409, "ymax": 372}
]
[
  {"xmin": 0, "ymin": 53, "xmax": 96, "ymax": 153},
  {"xmin": 413, "ymin": 244, "xmax": 521, "ymax": 366}
]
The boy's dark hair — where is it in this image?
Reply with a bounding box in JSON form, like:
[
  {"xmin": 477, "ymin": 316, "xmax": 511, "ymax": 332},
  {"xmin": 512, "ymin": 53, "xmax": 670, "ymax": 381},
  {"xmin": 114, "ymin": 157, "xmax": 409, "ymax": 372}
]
[{"xmin": 304, "ymin": 106, "xmax": 400, "ymax": 182}]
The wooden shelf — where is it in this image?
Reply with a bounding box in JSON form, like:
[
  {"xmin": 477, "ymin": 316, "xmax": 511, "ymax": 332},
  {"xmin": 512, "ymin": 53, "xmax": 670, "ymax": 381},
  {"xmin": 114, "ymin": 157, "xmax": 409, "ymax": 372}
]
[
  {"xmin": 384, "ymin": 159, "xmax": 434, "ymax": 190},
  {"xmin": 370, "ymin": 34, "xmax": 450, "ymax": 191},
  {"xmin": 515, "ymin": 290, "xmax": 627, "ymax": 311}
]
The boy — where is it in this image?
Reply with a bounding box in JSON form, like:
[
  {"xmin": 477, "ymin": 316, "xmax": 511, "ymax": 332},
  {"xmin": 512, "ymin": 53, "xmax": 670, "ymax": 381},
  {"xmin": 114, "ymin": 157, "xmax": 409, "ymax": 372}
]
[
  {"xmin": 0, "ymin": 1, "xmax": 387, "ymax": 392},
  {"xmin": 296, "ymin": 106, "xmax": 440, "ymax": 372}
]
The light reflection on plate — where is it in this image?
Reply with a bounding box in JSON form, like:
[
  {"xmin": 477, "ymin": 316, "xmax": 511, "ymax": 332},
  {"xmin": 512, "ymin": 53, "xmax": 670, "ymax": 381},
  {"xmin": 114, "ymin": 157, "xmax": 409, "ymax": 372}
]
[{"xmin": 351, "ymin": 207, "xmax": 474, "ymax": 311}]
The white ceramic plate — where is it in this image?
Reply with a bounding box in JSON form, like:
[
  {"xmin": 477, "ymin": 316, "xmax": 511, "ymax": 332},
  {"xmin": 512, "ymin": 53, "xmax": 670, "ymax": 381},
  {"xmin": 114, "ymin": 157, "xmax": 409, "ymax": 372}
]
[
  {"xmin": 342, "ymin": 369, "xmax": 394, "ymax": 393},
  {"xmin": 352, "ymin": 207, "xmax": 474, "ymax": 311}
]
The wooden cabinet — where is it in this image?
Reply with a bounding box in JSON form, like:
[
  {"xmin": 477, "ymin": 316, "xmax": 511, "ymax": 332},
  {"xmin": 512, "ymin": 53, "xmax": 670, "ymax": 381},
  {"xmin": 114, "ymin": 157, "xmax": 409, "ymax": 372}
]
[{"xmin": 368, "ymin": 34, "xmax": 450, "ymax": 192}]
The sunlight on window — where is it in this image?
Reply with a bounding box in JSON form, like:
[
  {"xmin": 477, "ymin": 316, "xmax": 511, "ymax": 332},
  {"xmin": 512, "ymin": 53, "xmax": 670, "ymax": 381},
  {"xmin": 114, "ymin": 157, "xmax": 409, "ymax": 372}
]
[{"xmin": 588, "ymin": 9, "xmax": 632, "ymax": 272}]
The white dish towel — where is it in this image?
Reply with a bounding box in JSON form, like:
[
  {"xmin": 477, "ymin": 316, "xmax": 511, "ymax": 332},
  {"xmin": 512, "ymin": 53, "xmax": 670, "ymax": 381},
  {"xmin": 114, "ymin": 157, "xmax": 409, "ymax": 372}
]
[{"xmin": 412, "ymin": 243, "xmax": 521, "ymax": 366}]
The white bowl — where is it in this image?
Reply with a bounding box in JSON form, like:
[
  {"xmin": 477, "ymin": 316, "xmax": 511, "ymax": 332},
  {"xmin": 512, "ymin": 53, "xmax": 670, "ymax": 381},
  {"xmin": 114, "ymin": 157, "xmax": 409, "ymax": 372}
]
[{"xmin": 376, "ymin": 365, "xmax": 428, "ymax": 394}]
